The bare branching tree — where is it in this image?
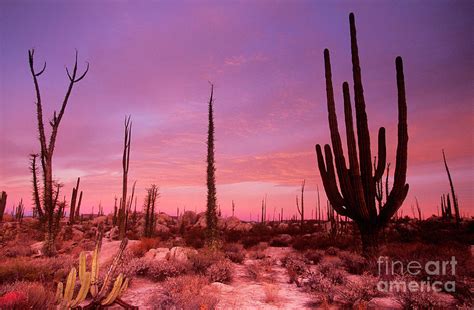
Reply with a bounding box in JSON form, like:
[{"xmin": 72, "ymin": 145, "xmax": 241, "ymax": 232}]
[{"xmin": 28, "ymin": 49, "xmax": 89, "ymax": 256}]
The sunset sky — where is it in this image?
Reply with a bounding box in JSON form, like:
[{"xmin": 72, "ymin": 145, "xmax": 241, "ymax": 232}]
[{"xmin": 1, "ymin": 1, "xmax": 472, "ymax": 220}]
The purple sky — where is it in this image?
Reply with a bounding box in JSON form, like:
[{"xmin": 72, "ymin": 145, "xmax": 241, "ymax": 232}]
[{"xmin": 1, "ymin": 0, "xmax": 473, "ymax": 219}]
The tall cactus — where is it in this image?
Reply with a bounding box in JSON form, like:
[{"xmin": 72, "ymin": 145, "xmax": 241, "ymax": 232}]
[
  {"xmin": 296, "ymin": 180, "xmax": 305, "ymax": 229},
  {"xmin": 0, "ymin": 191, "xmax": 7, "ymax": 221},
  {"xmin": 69, "ymin": 177, "xmax": 81, "ymax": 224},
  {"xmin": 315, "ymin": 13, "xmax": 409, "ymax": 256}
]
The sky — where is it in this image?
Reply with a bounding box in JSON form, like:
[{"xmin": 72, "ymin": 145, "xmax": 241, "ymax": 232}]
[{"xmin": 0, "ymin": 0, "xmax": 473, "ymax": 220}]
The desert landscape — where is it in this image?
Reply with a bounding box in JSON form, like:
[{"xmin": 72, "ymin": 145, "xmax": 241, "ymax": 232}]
[{"xmin": 0, "ymin": 2, "xmax": 473, "ymax": 310}]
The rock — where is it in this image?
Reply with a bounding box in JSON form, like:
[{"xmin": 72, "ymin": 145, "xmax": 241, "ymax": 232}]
[
  {"xmin": 30, "ymin": 241, "xmax": 44, "ymax": 256},
  {"xmin": 208, "ymin": 282, "xmax": 234, "ymax": 293},
  {"xmin": 107, "ymin": 226, "xmax": 119, "ymax": 240},
  {"xmin": 156, "ymin": 213, "xmax": 174, "ymax": 225},
  {"xmin": 277, "ymin": 222, "xmax": 289, "ymax": 230},
  {"xmin": 71, "ymin": 228, "xmax": 84, "ymax": 241},
  {"xmin": 166, "ymin": 246, "xmax": 198, "ymax": 263},
  {"xmin": 194, "ymin": 213, "xmax": 207, "ymax": 229},
  {"xmin": 144, "ymin": 248, "xmax": 170, "ymax": 261},
  {"xmin": 99, "ymin": 240, "xmax": 140, "ymax": 265},
  {"xmin": 367, "ymin": 297, "xmax": 402, "ymax": 309},
  {"xmin": 154, "ymin": 223, "xmax": 170, "ymax": 233},
  {"xmin": 92, "ymin": 216, "xmax": 108, "ymax": 225}
]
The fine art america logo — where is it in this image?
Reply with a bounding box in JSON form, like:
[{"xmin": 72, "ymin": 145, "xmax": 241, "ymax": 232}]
[{"xmin": 377, "ymin": 256, "xmax": 457, "ymax": 293}]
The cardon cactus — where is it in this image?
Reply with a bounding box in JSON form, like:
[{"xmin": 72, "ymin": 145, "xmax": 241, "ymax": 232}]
[
  {"xmin": 56, "ymin": 230, "xmax": 134, "ymax": 309},
  {"xmin": 56, "ymin": 253, "xmax": 91, "ymax": 309},
  {"xmin": 315, "ymin": 13, "xmax": 409, "ymax": 257}
]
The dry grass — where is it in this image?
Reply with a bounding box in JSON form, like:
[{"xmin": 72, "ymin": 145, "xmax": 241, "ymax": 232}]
[
  {"xmin": 263, "ymin": 283, "xmax": 280, "ymax": 304},
  {"xmin": 0, "ymin": 281, "xmax": 55, "ymax": 309},
  {"xmin": 206, "ymin": 259, "xmax": 233, "ymax": 283},
  {"xmin": 155, "ymin": 274, "xmax": 219, "ymax": 309},
  {"xmin": 0, "ymin": 256, "xmax": 73, "ymax": 284}
]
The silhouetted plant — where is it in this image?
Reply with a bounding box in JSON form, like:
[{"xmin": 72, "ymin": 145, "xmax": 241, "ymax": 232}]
[
  {"xmin": 205, "ymin": 84, "xmax": 218, "ymax": 243},
  {"xmin": 144, "ymin": 185, "xmax": 159, "ymax": 238},
  {"xmin": 68, "ymin": 177, "xmax": 81, "ymax": 224},
  {"xmin": 442, "ymin": 149, "xmax": 460, "ymax": 224},
  {"xmin": 28, "ymin": 49, "xmax": 89, "ymax": 256},
  {"xmin": 0, "ymin": 191, "xmax": 6, "ymax": 222},
  {"xmin": 315, "ymin": 13, "xmax": 409, "ymax": 257},
  {"xmin": 296, "ymin": 180, "xmax": 305, "ymax": 230},
  {"xmin": 118, "ymin": 116, "xmax": 132, "ymax": 239}
]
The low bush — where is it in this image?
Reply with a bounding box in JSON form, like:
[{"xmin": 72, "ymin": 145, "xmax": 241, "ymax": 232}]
[
  {"xmin": 303, "ymin": 249, "xmax": 324, "ymax": 264},
  {"xmin": 189, "ymin": 249, "xmax": 225, "ymax": 274},
  {"xmin": 157, "ymin": 275, "xmax": 219, "ymax": 309},
  {"xmin": 129, "ymin": 238, "xmax": 161, "ymax": 257},
  {"xmin": 325, "ymin": 246, "xmax": 339, "ymax": 256},
  {"xmin": 0, "ymin": 281, "xmax": 55, "ymax": 309},
  {"xmin": 149, "ymin": 260, "xmax": 191, "ymax": 281},
  {"xmin": 183, "ymin": 227, "xmax": 206, "ymax": 249},
  {"xmin": 223, "ymin": 243, "xmax": 245, "ymax": 264},
  {"xmin": 0, "ymin": 257, "xmax": 73, "ymax": 284},
  {"xmin": 338, "ymin": 273, "xmax": 381, "ymax": 304},
  {"xmin": 206, "ymin": 259, "xmax": 233, "ymax": 283},
  {"xmin": 338, "ymin": 251, "xmax": 367, "ymax": 274}
]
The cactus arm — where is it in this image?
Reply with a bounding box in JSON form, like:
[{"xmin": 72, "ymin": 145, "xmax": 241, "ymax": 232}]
[
  {"xmin": 315, "ymin": 144, "xmax": 350, "ymax": 217},
  {"xmin": 70, "ymin": 271, "xmax": 91, "ymax": 307},
  {"xmin": 101, "ymin": 274, "xmax": 124, "ymax": 306},
  {"xmin": 374, "ymin": 128, "xmax": 387, "ymax": 182},
  {"xmin": 118, "ymin": 277, "xmax": 129, "ymax": 297},
  {"xmin": 90, "ymin": 246, "xmax": 99, "ymax": 297},
  {"xmin": 64, "ymin": 267, "xmax": 77, "ymax": 305},
  {"xmin": 323, "ymin": 49, "xmax": 356, "ymax": 214},
  {"xmin": 342, "ymin": 82, "xmax": 368, "ymax": 221},
  {"xmin": 378, "ymin": 57, "xmax": 409, "ymax": 226},
  {"xmin": 78, "ymin": 252, "xmax": 86, "ymax": 282},
  {"xmin": 349, "ymin": 13, "xmax": 378, "ymax": 219},
  {"xmin": 55, "ymin": 281, "xmax": 64, "ymax": 304}
]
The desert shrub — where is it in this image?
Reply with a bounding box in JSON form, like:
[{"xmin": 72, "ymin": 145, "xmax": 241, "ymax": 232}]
[
  {"xmin": 303, "ymin": 249, "xmax": 324, "ymax": 264},
  {"xmin": 248, "ymin": 242, "xmax": 268, "ymax": 260},
  {"xmin": 338, "ymin": 273, "xmax": 382, "ymax": 304},
  {"xmin": 325, "ymin": 246, "xmax": 339, "ymax": 256},
  {"xmin": 224, "ymin": 230, "xmax": 244, "ymax": 243},
  {"xmin": 157, "ymin": 275, "xmax": 218, "ymax": 309},
  {"xmin": 183, "ymin": 227, "xmax": 206, "ymax": 249},
  {"xmin": 149, "ymin": 260, "xmax": 191, "ymax": 282},
  {"xmin": 126, "ymin": 257, "xmax": 152, "ymax": 277},
  {"xmin": 246, "ymin": 263, "xmax": 261, "ymax": 281},
  {"xmin": 0, "ymin": 281, "xmax": 55, "ymax": 309},
  {"xmin": 3, "ymin": 244, "xmax": 34, "ymax": 258},
  {"xmin": 129, "ymin": 238, "xmax": 161, "ymax": 257},
  {"xmin": 223, "ymin": 243, "xmax": 245, "ymax": 264},
  {"xmin": 263, "ymin": 283, "xmax": 280, "ymax": 304},
  {"xmin": 292, "ymin": 233, "xmax": 355, "ymax": 251},
  {"xmin": 380, "ymin": 242, "xmax": 473, "ymax": 284},
  {"xmin": 305, "ymin": 271, "xmax": 337, "ymax": 304},
  {"xmin": 318, "ymin": 260, "xmax": 341, "ymax": 276},
  {"xmin": 241, "ymin": 224, "xmax": 272, "ymax": 248},
  {"xmin": 338, "ymin": 251, "xmax": 367, "ymax": 274},
  {"xmin": 189, "ymin": 249, "xmax": 225, "ymax": 274},
  {"xmin": 206, "ymin": 259, "xmax": 233, "ymax": 283},
  {"xmin": 396, "ymin": 287, "xmax": 455, "ymax": 308},
  {"xmin": 281, "ymin": 253, "xmax": 308, "ymax": 285},
  {"xmin": 0, "ymin": 257, "xmax": 73, "ymax": 284}
]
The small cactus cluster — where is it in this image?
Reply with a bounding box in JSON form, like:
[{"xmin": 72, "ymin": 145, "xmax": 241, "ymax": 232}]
[{"xmin": 56, "ymin": 230, "xmax": 134, "ymax": 309}]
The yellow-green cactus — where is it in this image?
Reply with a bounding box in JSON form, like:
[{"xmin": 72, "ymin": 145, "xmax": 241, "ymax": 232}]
[{"xmin": 56, "ymin": 263, "xmax": 91, "ymax": 309}]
